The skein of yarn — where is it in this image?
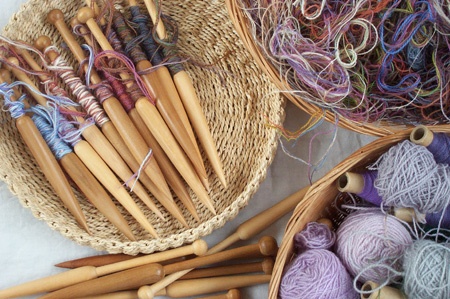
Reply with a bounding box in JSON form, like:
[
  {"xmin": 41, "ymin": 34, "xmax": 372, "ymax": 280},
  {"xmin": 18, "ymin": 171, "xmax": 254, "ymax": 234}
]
[
  {"xmin": 335, "ymin": 210, "xmax": 413, "ymax": 284},
  {"xmin": 402, "ymin": 239, "xmax": 450, "ymax": 299},
  {"xmin": 279, "ymin": 221, "xmax": 359, "ymax": 299}
]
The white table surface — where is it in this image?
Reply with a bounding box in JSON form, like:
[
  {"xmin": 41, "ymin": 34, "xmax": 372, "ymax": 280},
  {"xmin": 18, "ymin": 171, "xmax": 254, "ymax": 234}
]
[{"xmin": 0, "ymin": 2, "xmax": 376, "ymax": 298}]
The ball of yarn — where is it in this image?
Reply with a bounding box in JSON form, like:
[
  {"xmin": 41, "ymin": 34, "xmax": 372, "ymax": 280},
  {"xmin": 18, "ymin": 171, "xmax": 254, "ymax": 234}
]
[
  {"xmin": 294, "ymin": 221, "xmax": 336, "ymax": 251},
  {"xmin": 335, "ymin": 209, "xmax": 413, "ymax": 284},
  {"xmin": 403, "ymin": 239, "xmax": 450, "ymax": 299},
  {"xmin": 279, "ymin": 249, "xmax": 359, "ymax": 299},
  {"xmin": 373, "ymin": 140, "xmax": 450, "ymax": 214}
]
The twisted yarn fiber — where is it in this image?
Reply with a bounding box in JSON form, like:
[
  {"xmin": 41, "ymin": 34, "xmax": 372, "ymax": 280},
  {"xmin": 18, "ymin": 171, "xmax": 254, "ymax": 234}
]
[
  {"xmin": 403, "ymin": 240, "xmax": 450, "ymax": 299},
  {"xmin": 373, "ymin": 140, "xmax": 450, "ymax": 214},
  {"xmin": 335, "ymin": 210, "xmax": 413, "ymax": 284},
  {"xmin": 279, "ymin": 222, "xmax": 358, "ymax": 299}
]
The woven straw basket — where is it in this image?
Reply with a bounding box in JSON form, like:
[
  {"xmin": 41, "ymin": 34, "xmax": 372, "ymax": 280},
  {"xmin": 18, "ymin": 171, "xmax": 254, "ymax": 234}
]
[
  {"xmin": 0, "ymin": 0, "xmax": 284, "ymax": 254},
  {"xmin": 226, "ymin": 0, "xmax": 450, "ymax": 137},
  {"xmin": 267, "ymin": 126, "xmax": 450, "ymax": 298}
]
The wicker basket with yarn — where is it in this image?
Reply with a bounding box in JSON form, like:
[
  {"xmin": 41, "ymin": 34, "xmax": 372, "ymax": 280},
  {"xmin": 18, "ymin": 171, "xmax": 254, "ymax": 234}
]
[
  {"xmin": 226, "ymin": 0, "xmax": 450, "ymax": 137},
  {"xmin": 267, "ymin": 126, "xmax": 450, "ymax": 298},
  {"xmin": 0, "ymin": 0, "xmax": 284, "ymax": 254}
]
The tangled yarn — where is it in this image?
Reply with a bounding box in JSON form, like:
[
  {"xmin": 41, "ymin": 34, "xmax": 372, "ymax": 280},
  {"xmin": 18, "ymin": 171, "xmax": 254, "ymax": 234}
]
[{"xmin": 335, "ymin": 210, "xmax": 413, "ymax": 284}]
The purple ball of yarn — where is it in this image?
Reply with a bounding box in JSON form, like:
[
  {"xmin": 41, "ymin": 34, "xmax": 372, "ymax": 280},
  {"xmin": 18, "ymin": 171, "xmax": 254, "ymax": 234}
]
[
  {"xmin": 294, "ymin": 221, "xmax": 336, "ymax": 251},
  {"xmin": 335, "ymin": 209, "xmax": 413, "ymax": 284},
  {"xmin": 279, "ymin": 249, "xmax": 359, "ymax": 299}
]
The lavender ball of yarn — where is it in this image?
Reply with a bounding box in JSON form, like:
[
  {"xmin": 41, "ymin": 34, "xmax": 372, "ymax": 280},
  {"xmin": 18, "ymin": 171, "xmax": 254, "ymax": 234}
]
[
  {"xmin": 294, "ymin": 221, "xmax": 336, "ymax": 251},
  {"xmin": 335, "ymin": 210, "xmax": 413, "ymax": 284},
  {"xmin": 403, "ymin": 239, "xmax": 450, "ymax": 299},
  {"xmin": 373, "ymin": 140, "xmax": 450, "ymax": 214},
  {"xmin": 279, "ymin": 249, "xmax": 359, "ymax": 299}
]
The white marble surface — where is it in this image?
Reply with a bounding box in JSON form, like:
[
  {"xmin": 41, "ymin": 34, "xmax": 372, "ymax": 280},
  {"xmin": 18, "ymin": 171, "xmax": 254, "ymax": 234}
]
[{"xmin": 0, "ymin": 2, "xmax": 375, "ymax": 298}]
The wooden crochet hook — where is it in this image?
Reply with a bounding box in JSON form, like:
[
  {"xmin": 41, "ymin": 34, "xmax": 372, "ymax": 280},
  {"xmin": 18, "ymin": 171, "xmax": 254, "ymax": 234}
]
[
  {"xmin": 68, "ymin": 19, "xmax": 201, "ymax": 221},
  {"xmin": 44, "ymin": 15, "xmax": 188, "ymax": 227},
  {"xmin": 198, "ymin": 289, "xmax": 241, "ymax": 299},
  {"xmin": 41, "ymin": 237, "xmax": 273, "ymax": 299},
  {"xmin": 78, "ymin": 6, "xmax": 209, "ymax": 191},
  {"xmin": 11, "ymin": 47, "xmax": 165, "ymax": 221},
  {"xmin": 0, "ymin": 240, "xmax": 206, "ymax": 299},
  {"xmin": 0, "ymin": 69, "xmax": 90, "ymax": 234},
  {"xmin": 135, "ymin": 0, "xmax": 227, "ymax": 187}
]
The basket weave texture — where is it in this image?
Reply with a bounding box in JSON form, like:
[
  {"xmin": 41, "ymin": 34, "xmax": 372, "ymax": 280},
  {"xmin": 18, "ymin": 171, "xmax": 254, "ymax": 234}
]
[
  {"xmin": 267, "ymin": 127, "xmax": 450, "ymax": 298},
  {"xmin": 0, "ymin": 0, "xmax": 284, "ymax": 254},
  {"xmin": 226, "ymin": 0, "xmax": 450, "ymax": 137}
]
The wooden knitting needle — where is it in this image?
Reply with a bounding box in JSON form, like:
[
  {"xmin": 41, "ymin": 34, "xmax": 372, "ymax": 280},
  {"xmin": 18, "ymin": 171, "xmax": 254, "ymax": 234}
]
[
  {"xmin": 68, "ymin": 19, "xmax": 201, "ymax": 221},
  {"xmin": 0, "ymin": 69, "xmax": 90, "ymax": 234},
  {"xmin": 137, "ymin": 236, "xmax": 277, "ymax": 299},
  {"xmin": 0, "ymin": 240, "xmax": 206, "ymax": 299},
  {"xmin": 154, "ymin": 274, "xmax": 271, "ymax": 298},
  {"xmin": 40, "ymin": 237, "xmax": 274, "ymax": 299},
  {"xmin": 10, "ymin": 48, "xmax": 165, "ymax": 221},
  {"xmin": 135, "ymin": 0, "xmax": 227, "ymax": 187},
  {"xmin": 198, "ymin": 289, "xmax": 241, "ymax": 299},
  {"xmin": 43, "ymin": 16, "xmax": 189, "ymax": 227},
  {"xmin": 75, "ymin": 7, "xmax": 215, "ymax": 214},
  {"xmin": 78, "ymin": 6, "xmax": 209, "ymax": 190}
]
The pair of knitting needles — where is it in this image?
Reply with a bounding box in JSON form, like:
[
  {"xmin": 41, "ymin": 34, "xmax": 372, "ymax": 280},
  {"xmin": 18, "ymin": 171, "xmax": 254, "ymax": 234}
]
[{"xmin": 0, "ymin": 185, "xmax": 309, "ymax": 298}]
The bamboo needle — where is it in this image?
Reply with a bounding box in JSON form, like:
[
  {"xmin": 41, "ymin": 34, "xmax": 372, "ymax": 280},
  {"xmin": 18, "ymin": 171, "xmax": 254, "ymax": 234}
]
[
  {"xmin": 10, "ymin": 48, "xmax": 166, "ymax": 221},
  {"xmin": 135, "ymin": 0, "xmax": 227, "ymax": 187},
  {"xmin": 44, "ymin": 14, "xmax": 189, "ymax": 226},
  {"xmin": 75, "ymin": 7, "xmax": 215, "ymax": 214},
  {"xmin": 0, "ymin": 240, "xmax": 206, "ymax": 299},
  {"xmin": 0, "ymin": 69, "xmax": 90, "ymax": 234}
]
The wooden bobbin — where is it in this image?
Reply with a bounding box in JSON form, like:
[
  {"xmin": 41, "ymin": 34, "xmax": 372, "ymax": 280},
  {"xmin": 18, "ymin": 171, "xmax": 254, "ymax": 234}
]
[
  {"xmin": 410, "ymin": 125, "xmax": 434, "ymax": 147},
  {"xmin": 361, "ymin": 281, "xmax": 407, "ymax": 299},
  {"xmin": 133, "ymin": 0, "xmax": 227, "ymax": 188},
  {"xmin": 45, "ymin": 12, "xmax": 190, "ymax": 227},
  {"xmin": 337, "ymin": 171, "xmax": 365, "ymax": 194},
  {"xmin": 76, "ymin": 6, "xmax": 211, "ymax": 192},
  {"xmin": 68, "ymin": 16, "xmax": 200, "ymax": 222},
  {"xmin": 0, "ymin": 68, "xmax": 90, "ymax": 234}
]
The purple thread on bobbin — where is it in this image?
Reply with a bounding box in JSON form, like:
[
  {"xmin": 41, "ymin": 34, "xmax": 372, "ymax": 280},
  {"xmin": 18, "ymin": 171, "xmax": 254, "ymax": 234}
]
[
  {"xmin": 425, "ymin": 205, "xmax": 450, "ymax": 229},
  {"xmin": 426, "ymin": 132, "xmax": 450, "ymax": 165},
  {"xmin": 102, "ymin": 71, "xmax": 135, "ymax": 113},
  {"xmin": 359, "ymin": 170, "xmax": 383, "ymax": 206}
]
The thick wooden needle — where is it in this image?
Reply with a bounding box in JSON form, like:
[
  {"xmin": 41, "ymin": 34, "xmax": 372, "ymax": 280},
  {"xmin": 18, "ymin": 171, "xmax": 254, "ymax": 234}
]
[
  {"xmin": 0, "ymin": 69, "xmax": 90, "ymax": 234},
  {"xmin": 45, "ymin": 12, "xmax": 189, "ymax": 226},
  {"xmin": 135, "ymin": 0, "xmax": 227, "ymax": 187},
  {"xmin": 0, "ymin": 240, "xmax": 206, "ymax": 299},
  {"xmin": 198, "ymin": 289, "xmax": 241, "ymax": 299}
]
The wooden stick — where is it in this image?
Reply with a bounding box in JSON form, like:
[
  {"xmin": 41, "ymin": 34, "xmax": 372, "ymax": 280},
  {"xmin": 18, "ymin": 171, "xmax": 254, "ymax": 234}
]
[
  {"xmin": 135, "ymin": 0, "xmax": 227, "ymax": 187},
  {"xmin": 73, "ymin": 8, "xmax": 214, "ymax": 214},
  {"xmin": 43, "ymin": 14, "xmax": 190, "ymax": 226},
  {"xmin": 137, "ymin": 236, "xmax": 277, "ymax": 299},
  {"xmin": 198, "ymin": 289, "xmax": 241, "ymax": 299},
  {"xmin": 155, "ymin": 274, "xmax": 271, "ymax": 298},
  {"xmin": 0, "ymin": 240, "xmax": 206, "ymax": 299},
  {"xmin": 77, "ymin": 6, "xmax": 209, "ymax": 191},
  {"xmin": 0, "ymin": 69, "xmax": 90, "ymax": 234},
  {"xmin": 68, "ymin": 18, "xmax": 200, "ymax": 222}
]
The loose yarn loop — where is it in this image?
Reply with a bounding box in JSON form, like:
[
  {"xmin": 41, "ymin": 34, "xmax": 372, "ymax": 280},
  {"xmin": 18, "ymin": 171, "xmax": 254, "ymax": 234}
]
[
  {"xmin": 373, "ymin": 140, "xmax": 450, "ymax": 214},
  {"xmin": 403, "ymin": 239, "xmax": 450, "ymax": 299},
  {"xmin": 279, "ymin": 221, "xmax": 358, "ymax": 299},
  {"xmin": 335, "ymin": 210, "xmax": 413, "ymax": 284},
  {"xmin": 294, "ymin": 221, "xmax": 336, "ymax": 250}
]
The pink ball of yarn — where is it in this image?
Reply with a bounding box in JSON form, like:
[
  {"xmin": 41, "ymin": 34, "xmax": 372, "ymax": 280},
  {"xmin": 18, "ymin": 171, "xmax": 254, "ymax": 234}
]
[
  {"xmin": 279, "ymin": 249, "xmax": 359, "ymax": 299},
  {"xmin": 335, "ymin": 209, "xmax": 413, "ymax": 284}
]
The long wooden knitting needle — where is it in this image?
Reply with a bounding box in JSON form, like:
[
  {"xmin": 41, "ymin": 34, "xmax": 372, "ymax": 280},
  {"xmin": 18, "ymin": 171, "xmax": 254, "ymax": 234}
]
[
  {"xmin": 0, "ymin": 69, "xmax": 90, "ymax": 233},
  {"xmin": 135, "ymin": 0, "xmax": 227, "ymax": 187},
  {"xmin": 75, "ymin": 7, "xmax": 215, "ymax": 214},
  {"xmin": 68, "ymin": 19, "xmax": 201, "ymax": 222},
  {"xmin": 42, "ymin": 18, "xmax": 188, "ymax": 227},
  {"xmin": 78, "ymin": 6, "xmax": 209, "ymax": 190},
  {"xmin": 10, "ymin": 47, "xmax": 165, "ymax": 221},
  {"xmin": 0, "ymin": 239, "xmax": 206, "ymax": 299},
  {"xmin": 40, "ymin": 237, "xmax": 274, "ymax": 299},
  {"xmin": 198, "ymin": 289, "xmax": 241, "ymax": 299}
]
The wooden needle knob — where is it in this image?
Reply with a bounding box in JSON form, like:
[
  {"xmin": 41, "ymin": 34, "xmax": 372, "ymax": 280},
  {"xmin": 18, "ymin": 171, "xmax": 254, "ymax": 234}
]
[{"xmin": 77, "ymin": 7, "xmax": 96, "ymax": 24}]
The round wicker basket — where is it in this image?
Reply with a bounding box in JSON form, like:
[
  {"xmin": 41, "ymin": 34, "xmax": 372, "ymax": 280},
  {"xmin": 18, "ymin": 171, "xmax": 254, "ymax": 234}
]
[
  {"xmin": 0, "ymin": 0, "xmax": 284, "ymax": 254},
  {"xmin": 267, "ymin": 126, "xmax": 450, "ymax": 298},
  {"xmin": 226, "ymin": 0, "xmax": 450, "ymax": 137}
]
